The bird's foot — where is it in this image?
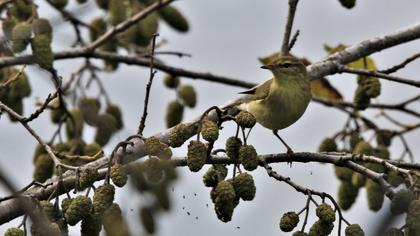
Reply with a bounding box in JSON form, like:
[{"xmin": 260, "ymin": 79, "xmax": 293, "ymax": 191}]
[{"xmin": 286, "ymin": 148, "xmax": 294, "ymax": 167}]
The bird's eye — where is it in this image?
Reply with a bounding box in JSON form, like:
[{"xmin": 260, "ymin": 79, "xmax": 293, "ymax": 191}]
[{"xmin": 282, "ymin": 63, "xmax": 292, "ymax": 68}]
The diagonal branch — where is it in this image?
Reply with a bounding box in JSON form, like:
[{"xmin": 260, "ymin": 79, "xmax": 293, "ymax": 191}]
[
  {"xmin": 313, "ymin": 96, "xmax": 420, "ymax": 118},
  {"xmin": 281, "ymin": 0, "xmax": 300, "ymax": 55},
  {"xmin": 307, "ymin": 22, "xmax": 420, "ymax": 79},
  {"xmin": 84, "ymin": 0, "xmax": 174, "ymax": 51},
  {"xmin": 379, "ymin": 52, "xmax": 420, "ymax": 74},
  {"xmin": 337, "ymin": 64, "xmax": 420, "ymax": 87}
]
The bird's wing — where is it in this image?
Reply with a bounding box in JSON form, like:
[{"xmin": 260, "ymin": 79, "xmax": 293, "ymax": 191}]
[{"xmin": 238, "ymin": 79, "xmax": 272, "ymax": 101}]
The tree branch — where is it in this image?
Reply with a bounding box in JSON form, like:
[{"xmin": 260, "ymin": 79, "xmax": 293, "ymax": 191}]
[
  {"xmin": 281, "ymin": 0, "xmax": 300, "ymax": 55},
  {"xmin": 84, "ymin": 0, "xmax": 174, "ymax": 51},
  {"xmin": 313, "ymin": 96, "xmax": 420, "ymax": 118},
  {"xmin": 2, "ymin": 150, "xmax": 415, "ymax": 224},
  {"xmin": 337, "ymin": 65, "xmax": 420, "ymax": 87},
  {"xmin": 379, "ymin": 52, "xmax": 420, "ymax": 74},
  {"xmin": 307, "ymin": 22, "xmax": 420, "ymax": 79}
]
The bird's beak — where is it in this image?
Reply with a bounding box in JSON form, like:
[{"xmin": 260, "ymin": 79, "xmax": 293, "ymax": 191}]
[{"xmin": 261, "ymin": 64, "xmax": 274, "ymax": 70}]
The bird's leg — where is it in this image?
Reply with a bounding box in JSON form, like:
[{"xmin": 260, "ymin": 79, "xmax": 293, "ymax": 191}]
[{"xmin": 272, "ymin": 130, "xmax": 294, "ymax": 155}]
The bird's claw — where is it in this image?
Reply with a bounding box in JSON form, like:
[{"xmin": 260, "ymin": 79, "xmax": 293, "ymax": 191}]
[{"xmin": 286, "ymin": 148, "xmax": 294, "ymax": 167}]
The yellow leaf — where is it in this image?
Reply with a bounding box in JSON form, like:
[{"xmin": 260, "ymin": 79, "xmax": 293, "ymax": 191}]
[{"xmin": 324, "ymin": 44, "xmax": 377, "ymax": 70}]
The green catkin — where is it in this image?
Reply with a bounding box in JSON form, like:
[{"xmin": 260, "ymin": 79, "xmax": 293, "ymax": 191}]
[
  {"xmin": 318, "ymin": 138, "xmax": 337, "ymax": 152},
  {"xmin": 89, "ymin": 18, "xmax": 107, "ymax": 42},
  {"xmin": 353, "ymin": 85, "xmax": 370, "ymax": 110},
  {"xmin": 143, "ymin": 157, "xmax": 165, "ymax": 184},
  {"xmin": 202, "ymin": 165, "xmax": 228, "ymax": 187},
  {"xmin": 279, "ymin": 212, "xmax": 300, "ymax": 232},
  {"xmin": 338, "ymin": 182, "xmax": 359, "ymax": 210},
  {"xmin": 94, "ymin": 113, "xmax": 118, "ymax": 146},
  {"xmin": 168, "ymin": 123, "xmax": 194, "ymax": 148},
  {"xmin": 5, "ymin": 227, "xmax": 24, "ymax": 236},
  {"xmin": 32, "ymin": 18, "xmax": 52, "ymax": 37},
  {"xmin": 384, "ymin": 228, "xmax": 404, "ymax": 236},
  {"xmin": 308, "ymin": 220, "xmax": 334, "ymax": 236},
  {"xmin": 390, "ymin": 189, "xmax": 415, "ymax": 215},
  {"xmin": 81, "ymin": 212, "xmax": 102, "ymax": 236},
  {"xmin": 235, "ymin": 111, "xmax": 256, "ymax": 128},
  {"xmin": 376, "ymin": 129, "xmax": 393, "ymax": 147},
  {"xmin": 106, "ymin": 104, "xmax": 123, "ymax": 130},
  {"xmin": 201, "ymin": 120, "xmax": 219, "ymax": 142},
  {"xmin": 225, "ymin": 136, "xmax": 242, "ymax": 160},
  {"xmin": 12, "ymin": 22, "xmax": 32, "ymax": 53},
  {"xmin": 232, "ymin": 172, "xmax": 256, "ymax": 201},
  {"xmin": 406, "ymin": 200, "xmax": 420, "ymax": 234},
  {"xmin": 316, "ymin": 203, "xmax": 335, "ymax": 223},
  {"xmin": 178, "ymin": 85, "xmax": 197, "ymax": 108},
  {"xmin": 110, "ymin": 163, "xmax": 128, "ymax": 187},
  {"xmin": 50, "ymin": 0, "xmax": 68, "ymax": 9},
  {"xmin": 334, "ymin": 166, "xmax": 353, "ymax": 182},
  {"xmin": 186, "ymin": 140, "xmax": 207, "ymax": 172},
  {"xmin": 32, "ymin": 34, "xmax": 54, "ymax": 70},
  {"xmin": 366, "ymin": 179, "xmax": 384, "ymax": 212},
  {"xmin": 163, "ymin": 74, "xmax": 180, "ymax": 88},
  {"xmin": 33, "ymin": 154, "xmax": 54, "ymax": 182},
  {"xmin": 108, "ymin": 0, "xmax": 127, "ymax": 26},
  {"xmin": 213, "ymin": 180, "xmax": 236, "ymax": 222},
  {"xmin": 93, "ymin": 184, "xmax": 115, "ymax": 214},
  {"xmin": 65, "ymin": 109, "xmax": 84, "ymax": 139},
  {"xmin": 239, "ymin": 145, "xmax": 259, "ymax": 171},
  {"xmin": 64, "ymin": 196, "xmax": 92, "ymax": 226},
  {"xmin": 78, "ymin": 97, "xmax": 101, "ymax": 126},
  {"xmin": 49, "ymin": 98, "xmax": 65, "ymax": 124},
  {"xmin": 159, "ymin": 6, "xmax": 189, "ymax": 32},
  {"xmin": 78, "ymin": 167, "xmax": 99, "ymax": 190},
  {"xmin": 165, "ymin": 100, "xmax": 184, "ymax": 128},
  {"xmin": 102, "ymin": 203, "xmax": 131, "ymax": 236},
  {"xmin": 140, "ymin": 207, "xmax": 155, "ymax": 234},
  {"xmin": 8, "ymin": 0, "xmax": 33, "ymax": 21},
  {"xmin": 345, "ymin": 224, "xmax": 365, "ymax": 236}
]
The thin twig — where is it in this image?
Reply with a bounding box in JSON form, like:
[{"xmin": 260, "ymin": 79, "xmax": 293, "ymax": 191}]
[
  {"xmin": 313, "ymin": 96, "xmax": 420, "ymax": 118},
  {"xmin": 138, "ymin": 34, "xmax": 159, "ymax": 135},
  {"xmin": 85, "ymin": 0, "xmax": 174, "ymax": 51},
  {"xmin": 0, "ymin": 101, "xmax": 77, "ymax": 170},
  {"xmin": 262, "ymin": 162, "xmax": 350, "ymax": 235},
  {"xmin": 288, "ymin": 30, "xmax": 300, "ymax": 52},
  {"xmin": 281, "ymin": 0, "xmax": 300, "ymax": 55},
  {"xmin": 379, "ymin": 52, "xmax": 420, "ymax": 74},
  {"xmin": 0, "ymin": 64, "xmax": 26, "ymax": 88},
  {"xmin": 337, "ymin": 64, "xmax": 420, "ymax": 87}
]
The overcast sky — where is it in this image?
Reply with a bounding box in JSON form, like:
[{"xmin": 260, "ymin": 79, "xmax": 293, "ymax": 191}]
[{"xmin": 1, "ymin": 0, "xmax": 419, "ymax": 235}]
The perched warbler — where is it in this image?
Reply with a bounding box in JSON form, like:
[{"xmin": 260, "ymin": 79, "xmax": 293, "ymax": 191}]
[{"xmin": 237, "ymin": 55, "xmax": 311, "ymax": 153}]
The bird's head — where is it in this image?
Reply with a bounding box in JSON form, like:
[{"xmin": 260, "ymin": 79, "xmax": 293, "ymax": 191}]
[{"xmin": 260, "ymin": 56, "xmax": 306, "ymax": 78}]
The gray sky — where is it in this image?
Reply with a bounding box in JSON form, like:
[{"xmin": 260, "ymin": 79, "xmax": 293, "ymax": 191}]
[{"xmin": 1, "ymin": 0, "xmax": 419, "ymax": 235}]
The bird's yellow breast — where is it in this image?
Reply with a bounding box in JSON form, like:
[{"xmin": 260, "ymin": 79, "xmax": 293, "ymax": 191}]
[{"xmin": 241, "ymin": 78, "xmax": 311, "ymax": 130}]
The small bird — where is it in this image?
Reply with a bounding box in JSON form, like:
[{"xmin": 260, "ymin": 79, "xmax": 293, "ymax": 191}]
[{"xmin": 237, "ymin": 55, "xmax": 311, "ymax": 154}]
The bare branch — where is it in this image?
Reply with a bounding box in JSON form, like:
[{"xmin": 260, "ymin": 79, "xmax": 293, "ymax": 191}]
[
  {"xmin": 2, "ymin": 149, "xmax": 417, "ymax": 223},
  {"xmin": 379, "ymin": 52, "xmax": 420, "ymax": 74},
  {"xmin": 84, "ymin": 0, "xmax": 174, "ymax": 51},
  {"xmin": 138, "ymin": 34, "xmax": 159, "ymax": 135},
  {"xmin": 307, "ymin": 22, "xmax": 420, "ymax": 79},
  {"xmin": 313, "ymin": 96, "xmax": 420, "ymax": 118},
  {"xmin": 262, "ymin": 162, "xmax": 350, "ymax": 235},
  {"xmin": 337, "ymin": 64, "xmax": 420, "ymax": 87},
  {"xmin": 0, "ymin": 101, "xmax": 78, "ymax": 170},
  {"xmin": 281, "ymin": 0, "xmax": 300, "ymax": 55}
]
